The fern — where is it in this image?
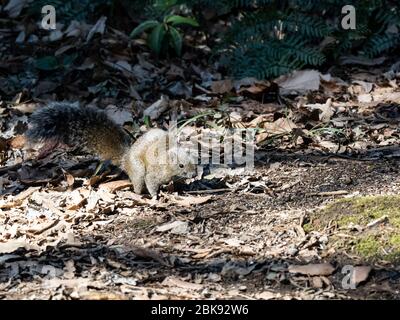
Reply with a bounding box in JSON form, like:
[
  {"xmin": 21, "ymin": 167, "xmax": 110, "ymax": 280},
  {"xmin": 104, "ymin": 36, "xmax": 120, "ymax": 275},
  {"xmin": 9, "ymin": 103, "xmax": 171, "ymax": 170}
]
[
  {"xmin": 187, "ymin": 0, "xmax": 400, "ymax": 79},
  {"xmin": 363, "ymin": 33, "xmax": 400, "ymax": 57}
]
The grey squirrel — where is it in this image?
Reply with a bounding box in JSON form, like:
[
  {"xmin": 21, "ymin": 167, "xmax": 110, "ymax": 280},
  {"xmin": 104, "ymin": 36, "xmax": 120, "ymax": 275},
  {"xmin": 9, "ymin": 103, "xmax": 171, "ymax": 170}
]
[{"xmin": 26, "ymin": 103, "xmax": 198, "ymax": 197}]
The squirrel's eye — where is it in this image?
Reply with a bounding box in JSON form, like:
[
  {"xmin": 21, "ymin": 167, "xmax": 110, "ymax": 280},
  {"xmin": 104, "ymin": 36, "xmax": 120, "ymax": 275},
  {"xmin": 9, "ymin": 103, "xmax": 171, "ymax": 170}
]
[
  {"xmin": 186, "ymin": 136, "xmax": 190, "ymax": 141},
  {"xmin": 179, "ymin": 164, "xmax": 184, "ymax": 168}
]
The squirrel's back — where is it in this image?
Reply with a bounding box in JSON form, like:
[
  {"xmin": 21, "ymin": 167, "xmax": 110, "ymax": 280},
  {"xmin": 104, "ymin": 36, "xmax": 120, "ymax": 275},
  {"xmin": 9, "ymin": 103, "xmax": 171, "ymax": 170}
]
[{"xmin": 26, "ymin": 102, "xmax": 132, "ymax": 164}]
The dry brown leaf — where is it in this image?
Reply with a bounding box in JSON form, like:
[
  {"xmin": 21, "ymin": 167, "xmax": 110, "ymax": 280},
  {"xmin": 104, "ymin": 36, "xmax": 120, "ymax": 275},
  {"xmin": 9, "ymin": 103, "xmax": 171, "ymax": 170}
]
[
  {"xmin": 255, "ymin": 291, "xmax": 278, "ymax": 300},
  {"xmin": 156, "ymin": 220, "xmax": 189, "ymax": 234},
  {"xmin": 288, "ymin": 263, "xmax": 335, "ymax": 276},
  {"xmin": 131, "ymin": 246, "xmax": 170, "ymax": 266},
  {"xmin": 99, "ymin": 180, "xmax": 132, "ymax": 193},
  {"xmin": 78, "ymin": 292, "xmax": 128, "ymax": 300},
  {"xmin": 211, "ymin": 79, "xmax": 233, "ymax": 94},
  {"xmin": 263, "ymin": 117, "xmax": 297, "ymax": 135},
  {"xmin": 117, "ymin": 191, "xmax": 154, "ymax": 205},
  {"xmin": 351, "ymin": 266, "xmax": 372, "ymax": 287},
  {"xmin": 166, "ymin": 194, "xmax": 213, "ymax": 207},
  {"xmin": 64, "ymin": 172, "xmax": 75, "ymax": 188},
  {"xmin": 143, "ymin": 95, "xmax": 169, "ymax": 120},
  {"xmin": 276, "ymin": 69, "xmax": 322, "ymax": 95},
  {"xmin": 304, "ymin": 98, "xmax": 334, "ymax": 123},
  {"xmin": 9, "ymin": 135, "xmax": 26, "ymax": 149},
  {"xmin": 0, "ymin": 239, "xmax": 31, "ymax": 254},
  {"xmin": 67, "ymin": 189, "xmax": 87, "ymax": 210},
  {"xmin": 162, "ymin": 276, "xmax": 203, "ymax": 291}
]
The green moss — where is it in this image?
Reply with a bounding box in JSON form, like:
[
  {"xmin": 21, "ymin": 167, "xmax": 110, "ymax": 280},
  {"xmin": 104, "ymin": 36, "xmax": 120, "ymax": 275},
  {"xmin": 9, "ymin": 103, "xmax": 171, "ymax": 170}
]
[
  {"xmin": 355, "ymin": 236, "xmax": 381, "ymax": 258},
  {"xmin": 302, "ymin": 222, "xmax": 314, "ymax": 233},
  {"xmin": 389, "ymin": 234, "xmax": 400, "ymax": 246},
  {"xmin": 308, "ymin": 195, "xmax": 400, "ymax": 263},
  {"xmin": 320, "ymin": 195, "xmax": 400, "ymax": 228}
]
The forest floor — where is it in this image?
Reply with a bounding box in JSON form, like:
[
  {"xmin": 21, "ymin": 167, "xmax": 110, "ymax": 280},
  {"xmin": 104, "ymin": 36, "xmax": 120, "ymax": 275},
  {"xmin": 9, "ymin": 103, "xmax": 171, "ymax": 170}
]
[
  {"xmin": 1, "ymin": 10, "xmax": 400, "ymax": 300},
  {"xmin": 1, "ymin": 150, "xmax": 400, "ymax": 300}
]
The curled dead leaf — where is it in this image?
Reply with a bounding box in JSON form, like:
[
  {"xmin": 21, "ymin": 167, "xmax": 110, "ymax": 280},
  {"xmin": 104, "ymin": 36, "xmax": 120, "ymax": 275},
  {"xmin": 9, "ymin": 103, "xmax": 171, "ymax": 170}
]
[{"xmin": 99, "ymin": 180, "xmax": 132, "ymax": 193}]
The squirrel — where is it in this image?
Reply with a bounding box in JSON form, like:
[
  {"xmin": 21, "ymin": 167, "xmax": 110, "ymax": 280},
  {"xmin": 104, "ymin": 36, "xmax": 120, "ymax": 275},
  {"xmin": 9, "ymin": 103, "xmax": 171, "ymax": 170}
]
[{"xmin": 26, "ymin": 102, "xmax": 198, "ymax": 197}]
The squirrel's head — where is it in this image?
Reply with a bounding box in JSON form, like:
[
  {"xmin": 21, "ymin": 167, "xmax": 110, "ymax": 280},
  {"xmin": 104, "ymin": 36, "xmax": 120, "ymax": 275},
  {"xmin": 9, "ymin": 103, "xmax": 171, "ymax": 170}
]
[{"xmin": 168, "ymin": 147, "xmax": 198, "ymax": 180}]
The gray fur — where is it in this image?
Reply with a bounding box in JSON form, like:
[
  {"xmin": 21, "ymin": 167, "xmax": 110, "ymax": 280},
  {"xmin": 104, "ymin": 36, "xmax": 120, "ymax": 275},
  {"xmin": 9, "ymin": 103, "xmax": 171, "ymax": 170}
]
[{"xmin": 26, "ymin": 102, "xmax": 132, "ymax": 152}]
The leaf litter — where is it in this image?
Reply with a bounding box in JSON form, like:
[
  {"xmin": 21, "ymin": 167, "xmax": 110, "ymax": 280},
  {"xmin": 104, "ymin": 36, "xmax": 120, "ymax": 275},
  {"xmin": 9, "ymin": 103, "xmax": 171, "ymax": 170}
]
[{"xmin": 1, "ymin": 1, "xmax": 400, "ymax": 300}]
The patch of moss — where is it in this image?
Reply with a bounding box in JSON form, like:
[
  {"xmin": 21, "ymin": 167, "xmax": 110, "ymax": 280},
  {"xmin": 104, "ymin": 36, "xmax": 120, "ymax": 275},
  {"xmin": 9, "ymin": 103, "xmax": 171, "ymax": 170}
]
[
  {"xmin": 308, "ymin": 195, "xmax": 400, "ymax": 263},
  {"xmin": 355, "ymin": 235, "xmax": 381, "ymax": 258},
  {"xmin": 318, "ymin": 195, "xmax": 400, "ymax": 228},
  {"xmin": 302, "ymin": 222, "xmax": 314, "ymax": 233}
]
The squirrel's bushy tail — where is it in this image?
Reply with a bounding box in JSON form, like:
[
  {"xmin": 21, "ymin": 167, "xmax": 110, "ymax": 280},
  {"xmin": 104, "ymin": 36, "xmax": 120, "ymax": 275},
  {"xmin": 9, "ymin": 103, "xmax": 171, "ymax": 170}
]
[{"xmin": 26, "ymin": 103, "xmax": 132, "ymax": 164}]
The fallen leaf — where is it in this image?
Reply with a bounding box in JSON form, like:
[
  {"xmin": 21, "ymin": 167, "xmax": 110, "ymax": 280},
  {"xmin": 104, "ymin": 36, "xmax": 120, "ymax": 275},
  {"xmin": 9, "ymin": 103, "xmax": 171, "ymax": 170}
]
[
  {"xmin": 116, "ymin": 191, "xmax": 154, "ymax": 205},
  {"xmin": 164, "ymin": 193, "xmax": 212, "ymax": 207},
  {"xmin": 64, "ymin": 172, "xmax": 75, "ymax": 188},
  {"xmin": 131, "ymin": 246, "xmax": 170, "ymax": 266},
  {"xmin": 162, "ymin": 276, "xmax": 203, "ymax": 290},
  {"xmin": 352, "ymin": 80, "xmax": 373, "ymax": 93},
  {"xmin": 358, "ymin": 93, "xmax": 373, "ymax": 103},
  {"xmin": 223, "ymin": 238, "xmax": 243, "ymax": 247},
  {"xmin": 105, "ymin": 106, "xmax": 133, "ymax": 126},
  {"xmin": 86, "ymin": 16, "xmax": 107, "ymax": 42},
  {"xmin": 351, "ymin": 266, "xmax": 372, "ymax": 287},
  {"xmin": 143, "ymin": 95, "xmax": 169, "ymax": 120},
  {"xmin": 211, "ymin": 79, "xmax": 233, "ymax": 94},
  {"xmin": 288, "ymin": 263, "xmax": 335, "ymax": 276},
  {"xmin": 263, "ymin": 117, "xmax": 297, "ymax": 135},
  {"xmin": 67, "ymin": 189, "xmax": 87, "ymax": 210},
  {"xmin": 99, "ymin": 180, "xmax": 132, "ymax": 193},
  {"xmin": 156, "ymin": 220, "xmax": 189, "ymax": 234},
  {"xmin": 0, "ymin": 239, "xmax": 30, "ymax": 254},
  {"xmin": 304, "ymin": 98, "xmax": 334, "ymax": 123},
  {"xmin": 255, "ymin": 291, "xmax": 278, "ymax": 300},
  {"xmin": 276, "ymin": 70, "xmax": 322, "ymax": 95},
  {"xmin": 0, "ymin": 186, "xmax": 40, "ymax": 209}
]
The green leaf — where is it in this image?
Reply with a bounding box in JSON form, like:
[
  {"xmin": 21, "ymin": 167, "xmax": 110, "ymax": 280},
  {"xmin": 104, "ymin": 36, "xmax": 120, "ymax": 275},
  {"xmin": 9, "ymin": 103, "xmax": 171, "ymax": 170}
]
[
  {"xmin": 147, "ymin": 24, "xmax": 166, "ymax": 55},
  {"xmin": 165, "ymin": 15, "xmax": 199, "ymax": 27},
  {"xmin": 130, "ymin": 20, "xmax": 159, "ymax": 38},
  {"xmin": 143, "ymin": 115, "xmax": 151, "ymax": 128},
  {"xmin": 169, "ymin": 26, "xmax": 182, "ymax": 56},
  {"xmin": 35, "ymin": 56, "xmax": 59, "ymax": 71}
]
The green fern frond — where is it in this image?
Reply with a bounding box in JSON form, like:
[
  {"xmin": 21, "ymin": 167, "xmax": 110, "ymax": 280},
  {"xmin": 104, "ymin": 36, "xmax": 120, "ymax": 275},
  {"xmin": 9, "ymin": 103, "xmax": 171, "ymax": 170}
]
[{"xmin": 362, "ymin": 33, "xmax": 400, "ymax": 57}]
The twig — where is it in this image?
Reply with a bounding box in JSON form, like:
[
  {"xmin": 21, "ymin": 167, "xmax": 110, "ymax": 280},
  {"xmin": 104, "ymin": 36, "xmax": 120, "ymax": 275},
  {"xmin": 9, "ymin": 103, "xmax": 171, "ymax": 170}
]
[{"xmin": 308, "ymin": 190, "xmax": 349, "ymax": 197}]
